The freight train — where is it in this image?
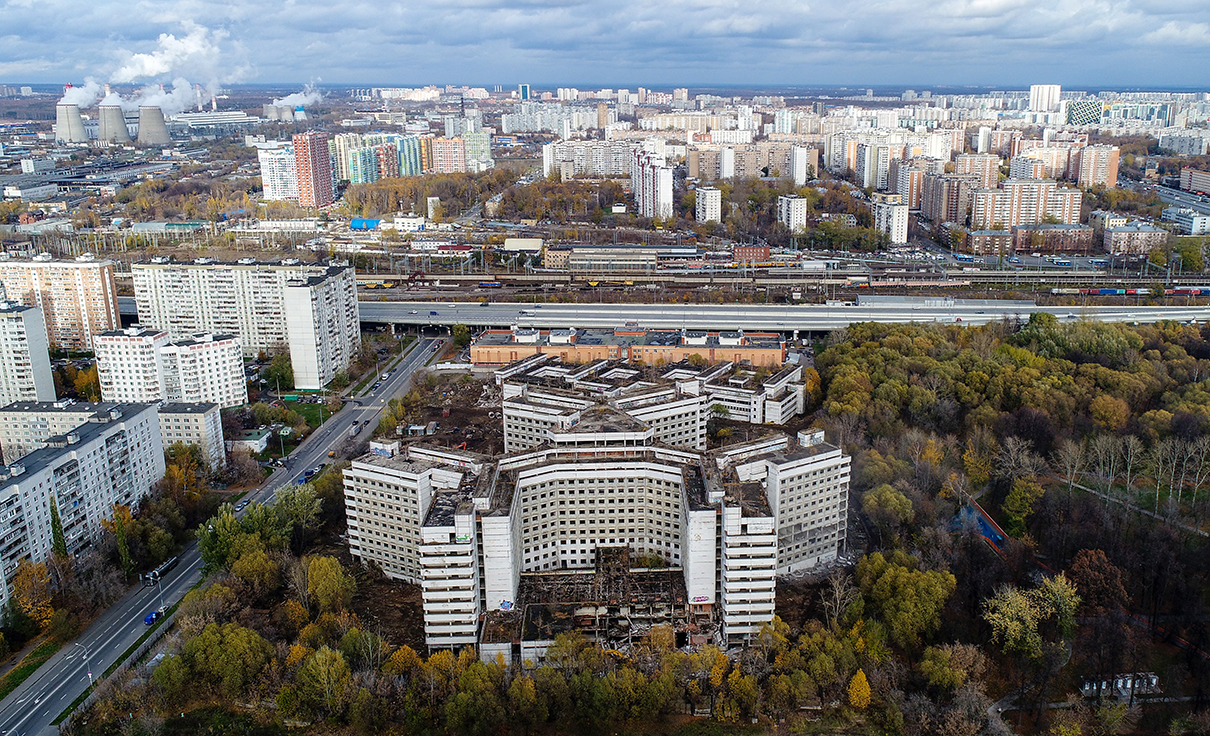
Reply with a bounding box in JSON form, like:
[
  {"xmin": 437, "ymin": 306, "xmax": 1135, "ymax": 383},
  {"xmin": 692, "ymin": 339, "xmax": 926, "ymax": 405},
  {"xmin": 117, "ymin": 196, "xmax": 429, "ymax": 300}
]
[{"xmin": 1050, "ymin": 287, "xmax": 1210, "ymax": 296}]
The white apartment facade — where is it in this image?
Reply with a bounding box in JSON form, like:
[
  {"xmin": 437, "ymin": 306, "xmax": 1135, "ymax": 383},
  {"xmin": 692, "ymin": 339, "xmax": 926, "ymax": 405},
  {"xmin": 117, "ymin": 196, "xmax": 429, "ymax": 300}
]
[
  {"xmin": 777, "ymin": 194, "xmax": 808, "ymax": 232},
  {"xmin": 257, "ymin": 144, "xmax": 298, "ymax": 201},
  {"xmin": 632, "ymin": 149, "xmax": 673, "ymax": 220},
  {"xmin": 695, "ymin": 187, "xmax": 721, "ymax": 223},
  {"xmin": 132, "ymin": 261, "xmax": 360, "ymax": 389},
  {"xmin": 0, "ymin": 403, "xmax": 164, "ymax": 605},
  {"xmin": 158, "ymin": 403, "xmax": 225, "ymax": 471},
  {"xmin": 94, "ymin": 327, "xmax": 247, "ymax": 408},
  {"xmin": 0, "ymin": 303, "xmax": 54, "ymax": 407},
  {"xmin": 283, "ymin": 268, "xmax": 361, "ymax": 390},
  {"xmin": 871, "ymin": 193, "xmax": 909, "ymax": 245},
  {"xmin": 159, "ymin": 334, "xmax": 247, "ymax": 408}
]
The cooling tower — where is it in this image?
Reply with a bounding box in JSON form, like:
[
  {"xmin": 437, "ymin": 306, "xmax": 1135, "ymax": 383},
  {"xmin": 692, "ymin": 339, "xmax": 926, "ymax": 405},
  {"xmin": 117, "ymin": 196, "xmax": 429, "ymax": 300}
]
[
  {"xmin": 262, "ymin": 103, "xmax": 279, "ymax": 120},
  {"xmin": 55, "ymin": 104, "xmax": 88, "ymax": 143},
  {"xmin": 98, "ymin": 103, "xmax": 131, "ymax": 143},
  {"xmin": 136, "ymin": 106, "xmax": 171, "ymax": 145}
]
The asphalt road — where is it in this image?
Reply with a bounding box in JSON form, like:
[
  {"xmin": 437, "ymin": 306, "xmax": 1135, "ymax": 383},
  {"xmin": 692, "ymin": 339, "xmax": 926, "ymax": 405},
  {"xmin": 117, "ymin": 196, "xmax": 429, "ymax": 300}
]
[
  {"xmin": 0, "ymin": 337, "xmax": 435, "ymax": 736},
  {"xmin": 357, "ymin": 300, "xmax": 1210, "ymax": 332}
]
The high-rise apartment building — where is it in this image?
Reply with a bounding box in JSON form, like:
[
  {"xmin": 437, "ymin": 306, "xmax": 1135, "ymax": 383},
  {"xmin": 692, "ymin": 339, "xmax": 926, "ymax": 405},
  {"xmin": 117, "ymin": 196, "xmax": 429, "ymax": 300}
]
[
  {"xmin": 158, "ymin": 402, "xmax": 225, "ymax": 471},
  {"xmin": 891, "ymin": 157, "xmax": 945, "ymax": 210},
  {"xmin": 777, "ymin": 194, "xmax": 808, "ymax": 232},
  {"xmin": 293, "ymin": 131, "xmax": 334, "ymax": 209},
  {"xmin": 94, "ymin": 327, "xmax": 247, "ymax": 408},
  {"xmin": 921, "ymin": 174, "xmax": 980, "ymax": 226},
  {"xmin": 283, "ymin": 269, "xmax": 361, "ymax": 390},
  {"xmin": 431, "ymin": 138, "xmax": 467, "ymax": 173},
  {"xmin": 1076, "ymin": 145, "xmax": 1120, "ymax": 189},
  {"xmin": 0, "ymin": 255, "xmax": 120, "ymax": 351},
  {"xmin": 257, "ymin": 144, "xmax": 298, "ymax": 201},
  {"xmin": 1029, "ymin": 84, "xmax": 1062, "ymax": 113},
  {"xmin": 93, "ymin": 327, "xmax": 170, "ymax": 404},
  {"xmin": 871, "ymin": 193, "xmax": 909, "ymax": 244},
  {"xmin": 518, "ymin": 84, "xmax": 530, "ymax": 101},
  {"xmin": 970, "ymin": 179, "xmax": 1081, "ymax": 230},
  {"xmin": 133, "ymin": 261, "xmax": 359, "ymax": 389},
  {"xmin": 345, "ymin": 358, "xmax": 847, "ymax": 653},
  {"xmin": 954, "ymin": 153, "xmax": 1001, "ymax": 189},
  {"xmin": 0, "ymin": 303, "xmax": 54, "ymax": 406},
  {"xmin": 632, "ymin": 149, "xmax": 673, "ymax": 220},
  {"xmin": 1009, "ymin": 157, "xmax": 1048, "ymax": 180},
  {"xmin": 695, "ymin": 187, "xmax": 721, "ymax": 223},
  {"xmin": 0, "ymin": 402, "xmax": 164, "ymax": 605}
]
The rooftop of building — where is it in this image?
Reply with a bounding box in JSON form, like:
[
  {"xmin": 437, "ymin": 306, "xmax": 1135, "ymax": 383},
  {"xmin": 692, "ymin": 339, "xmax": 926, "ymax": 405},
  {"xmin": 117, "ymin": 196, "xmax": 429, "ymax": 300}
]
[
  {"xmin": 475, "ymin": 327, "xmax": 784, "ymax": 351},
  {"xmin": 349, "ymin": 450, "xmax": 442, "ymax": 477},
  {"xmin": 158, "ymin": 402, "xmax": 219, "ymax": 415},
  {"xmin": 0, "ymin": 408, "xmax": 151, "ymax": 491},
  {"xmin": 0, "ymin": 400, "xmax": 131, "ymax": 417},
  {"xmin": 1106, "ymin": 222, "xmax": 1166, "ymax": 232},
  {"xmin": 1011, "ymin": 223, "xmax": 1093, "ymax": 231}
]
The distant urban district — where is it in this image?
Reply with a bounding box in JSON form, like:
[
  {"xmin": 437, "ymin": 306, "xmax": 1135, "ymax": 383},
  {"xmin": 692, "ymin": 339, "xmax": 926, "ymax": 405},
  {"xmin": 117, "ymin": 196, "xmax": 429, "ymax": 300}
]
[{"xmin": 0, "ymin": 81, "xmax": 1207, "ymax": 736}]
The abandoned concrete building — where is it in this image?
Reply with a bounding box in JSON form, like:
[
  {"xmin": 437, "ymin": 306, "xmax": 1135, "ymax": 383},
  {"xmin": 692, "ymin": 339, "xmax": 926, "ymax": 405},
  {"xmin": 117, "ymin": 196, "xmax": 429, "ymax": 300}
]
[{"xmin": 343, "ymin": 357, "xmax": 849, "ymax": 661}]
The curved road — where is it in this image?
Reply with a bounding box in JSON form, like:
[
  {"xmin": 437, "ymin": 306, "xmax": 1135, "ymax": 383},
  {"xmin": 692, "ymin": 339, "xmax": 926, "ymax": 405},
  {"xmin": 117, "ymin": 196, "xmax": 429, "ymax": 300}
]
[{"xmin": 0, "ymin": 337, "xmax": 435, "ymax": 736}]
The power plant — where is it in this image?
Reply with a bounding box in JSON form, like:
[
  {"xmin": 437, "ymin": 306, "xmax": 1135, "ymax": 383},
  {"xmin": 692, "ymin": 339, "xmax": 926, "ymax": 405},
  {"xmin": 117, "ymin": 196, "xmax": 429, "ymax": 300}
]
[
  {"xmin": 97, "ymin": 101, "xmax": 132, "ymax": 143},
  {"xmin": 136, "ymin": 106, "xmax": 171, "ymax": 145},
  {"xmin": 54, "ymin": 103, "xmax": 88, "ymax": 143}
]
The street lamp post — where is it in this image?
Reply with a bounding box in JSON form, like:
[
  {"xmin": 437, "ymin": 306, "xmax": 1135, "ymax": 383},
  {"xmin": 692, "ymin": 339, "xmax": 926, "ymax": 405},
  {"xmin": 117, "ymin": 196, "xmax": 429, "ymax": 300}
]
[{"xmin": 74, "ymin": 642, "xmax": 92, "ymax": 687}]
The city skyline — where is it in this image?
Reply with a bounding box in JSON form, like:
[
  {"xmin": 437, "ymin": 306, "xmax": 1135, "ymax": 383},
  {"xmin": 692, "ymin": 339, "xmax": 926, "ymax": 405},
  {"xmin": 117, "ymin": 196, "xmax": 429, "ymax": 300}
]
[{"xmin": 3, "ymin": 2, "xmax": 1210, "ymax": 88}]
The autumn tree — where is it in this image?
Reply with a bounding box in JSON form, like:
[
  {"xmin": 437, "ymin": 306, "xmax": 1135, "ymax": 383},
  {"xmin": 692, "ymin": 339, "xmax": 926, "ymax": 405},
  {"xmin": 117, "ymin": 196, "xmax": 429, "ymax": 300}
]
[
  {"xmin": 848, "ymin": 669, "xmax": 870, "ymax": 709},
  {"xmin": 12, "ymin": 558, "xmax": 53, "ymax": 628},
  {"xmin": 856, "ymin": 551, "xmax": 956, "ymax": 650},
  {"xmin": 307, "ymin": 555, "xmax": 356, "ymax": 613},
  {"xmin": 1002, "ymin": 477, "xmax": 1046, "ymax": 538},
  {"xmin": 297, "ymin": 645, "xmax": 352, "ymax": 716}
]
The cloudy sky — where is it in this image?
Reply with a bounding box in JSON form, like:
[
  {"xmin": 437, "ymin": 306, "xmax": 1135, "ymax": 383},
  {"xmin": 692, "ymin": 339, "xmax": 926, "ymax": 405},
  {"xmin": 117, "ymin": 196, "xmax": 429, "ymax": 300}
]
[{"xmin": 2, "ymin": 0, "xmax": 1208, "ymax": 89}]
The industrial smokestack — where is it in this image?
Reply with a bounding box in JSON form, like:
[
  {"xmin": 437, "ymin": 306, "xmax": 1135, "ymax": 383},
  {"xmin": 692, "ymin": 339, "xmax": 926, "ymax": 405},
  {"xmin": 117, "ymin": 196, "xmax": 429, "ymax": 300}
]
[
  {"xmin": 55, "ymin": 104, "xmax": 88, "ymax": 143},
  {"xmin": 136, "ymin": 106, "xmax": 170, "ymax": 145},
  {"xmin": 98, "ymin": 102, "xmax": 132, "ymax": 143}
]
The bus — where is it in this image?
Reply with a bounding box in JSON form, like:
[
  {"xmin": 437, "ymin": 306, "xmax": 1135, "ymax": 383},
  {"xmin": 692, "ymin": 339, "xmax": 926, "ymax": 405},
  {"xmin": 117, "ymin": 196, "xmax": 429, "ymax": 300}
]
[{"xmin": 954, "ymin": 254, "xmax": 975, "ymax": 263}]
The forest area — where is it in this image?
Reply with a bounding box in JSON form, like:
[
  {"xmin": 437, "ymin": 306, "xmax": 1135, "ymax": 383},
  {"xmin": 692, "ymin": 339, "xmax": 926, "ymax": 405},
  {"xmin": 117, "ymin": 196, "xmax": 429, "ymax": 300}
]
[{"xmin": 56, "ymin": 315, "xmax": 1210, "ymax": 736}]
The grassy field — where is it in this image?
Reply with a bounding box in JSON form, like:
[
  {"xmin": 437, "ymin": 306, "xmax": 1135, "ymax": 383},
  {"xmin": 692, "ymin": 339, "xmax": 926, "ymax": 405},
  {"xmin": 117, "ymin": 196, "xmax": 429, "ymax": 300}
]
[{"xmin": 0, "ymin": 639, "xmax": 63, "ymax": 700}]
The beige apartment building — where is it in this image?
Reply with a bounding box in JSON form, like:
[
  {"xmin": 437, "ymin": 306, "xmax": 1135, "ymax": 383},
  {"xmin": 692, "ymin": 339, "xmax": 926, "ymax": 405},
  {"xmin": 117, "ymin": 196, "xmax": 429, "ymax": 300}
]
[{"xmin": 0, "ymin": 255, "xmax": 120, "ymax": 351}]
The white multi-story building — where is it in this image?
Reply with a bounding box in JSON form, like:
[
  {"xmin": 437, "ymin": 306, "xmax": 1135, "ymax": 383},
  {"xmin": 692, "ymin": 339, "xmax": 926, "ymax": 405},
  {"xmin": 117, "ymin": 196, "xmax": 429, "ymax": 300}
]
[
  {"xmin": 93, "ymin": 327, "xmax": 170, "ymax": 404},
  {"xmin": 0, "ymin": 303, "xmax": 54, "ymax": 407},
  {"xmin": 777, "ymin": 194, "xmax": 808, "ymax": 232},
  {"xmin": 283, "ymin": 269, "xmax": 361, "ymax": 390},
  {"xmin": 345, "ymin": 358, "xmax": 843, "ymax": 654},
  {"xmin": 871, "ymin": 193, "xmax": 909, "ymax": 244},
  {"xmin": 0, "ymin": 403, "xmax": 164, "ymax": 606},
  {"xmin": 94, "ymin": 327, "xmax": 247, "ymax": 408},
  {"xmin": 1163, "ymin": 206, "xmax": 1210, "ymax": 236},
  {"xmin": 542, "ymin": 141, "xmax": 637, "ymax": 178},
  {"xmin": 257, "ymin": 144, "xmax": 298, "ymax": 201},
  {"xmin": 695, "ymin": 187, "xmax": 721, "ymax": 223},
  {"xmin": 159, "ymin": 334, "xmax": 247, "ymax": 407},
  {"xmin": 1030, "ymin": 84, "xmax": 1062, "ymax": 113},
  {"xmin": 632, "ymin": 148, "xmax": 673, "ymax": 220},
  {"xmin": 158, "ymin": 402, "xmax": 225, "ymax": 471},
  {"xmin": 132, "ymin": 261, "xmax": 360, "ymax": 390}
]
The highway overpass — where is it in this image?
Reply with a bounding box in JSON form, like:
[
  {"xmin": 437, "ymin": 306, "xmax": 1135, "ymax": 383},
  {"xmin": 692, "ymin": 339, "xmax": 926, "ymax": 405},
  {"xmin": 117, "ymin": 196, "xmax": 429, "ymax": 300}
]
[
  {"xmin": 357, "ymin": 300, "xmax": 1210, "ymax": 332},
  {"xmin": 118, "ymin": 296, "xmax": 1210, "ymax": 333}
]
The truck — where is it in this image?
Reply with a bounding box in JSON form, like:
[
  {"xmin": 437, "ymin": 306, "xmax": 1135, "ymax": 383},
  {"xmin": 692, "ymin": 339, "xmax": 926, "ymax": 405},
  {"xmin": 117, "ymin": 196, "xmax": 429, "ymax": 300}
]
[{"xmin": 349, "ymin": 423, "xmax": 358, "ymax": 438}]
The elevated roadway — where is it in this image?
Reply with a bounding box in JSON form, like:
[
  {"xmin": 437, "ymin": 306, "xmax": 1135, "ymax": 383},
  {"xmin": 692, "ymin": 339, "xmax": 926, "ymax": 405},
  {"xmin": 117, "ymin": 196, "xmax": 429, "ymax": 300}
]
[{"xmin": 356, "ymin": 300, "xmax": 1210, "ymax": 332}]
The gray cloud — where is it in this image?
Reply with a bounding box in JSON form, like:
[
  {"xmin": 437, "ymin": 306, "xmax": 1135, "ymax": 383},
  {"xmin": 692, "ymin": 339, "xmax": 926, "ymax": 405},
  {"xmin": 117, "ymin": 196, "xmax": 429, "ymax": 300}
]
[{"xmin": 1, "ymin": 0, "xmax": 1209, "ymax": 87}]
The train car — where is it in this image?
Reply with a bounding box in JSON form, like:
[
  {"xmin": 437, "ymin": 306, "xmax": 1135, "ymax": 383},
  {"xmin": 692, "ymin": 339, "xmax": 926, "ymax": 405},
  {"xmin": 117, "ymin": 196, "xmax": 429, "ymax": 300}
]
[
  {"xmin": 1051, "ymin": 288, "xmax": 1080, "ymax": 295},
  {"xmin": 478, "ymin": 281, "xmax": 503, "ymax": 288}
]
